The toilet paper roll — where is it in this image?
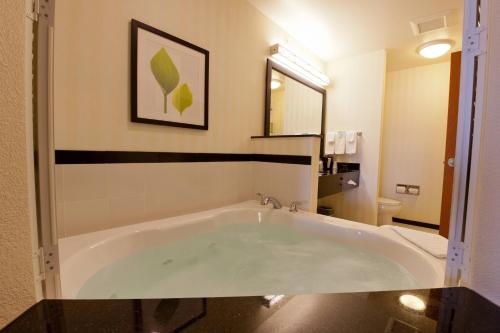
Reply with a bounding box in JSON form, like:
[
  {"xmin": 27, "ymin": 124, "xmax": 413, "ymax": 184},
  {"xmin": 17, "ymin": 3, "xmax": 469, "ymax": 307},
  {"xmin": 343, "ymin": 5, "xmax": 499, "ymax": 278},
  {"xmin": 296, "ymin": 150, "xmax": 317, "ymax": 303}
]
[
  {"xmin": 408, "ymin": 187, "xmax": 419, "ymax": 195},
  {"xmin": 396, "ymin": 186, "xmax": 407, "ymax": 194}
]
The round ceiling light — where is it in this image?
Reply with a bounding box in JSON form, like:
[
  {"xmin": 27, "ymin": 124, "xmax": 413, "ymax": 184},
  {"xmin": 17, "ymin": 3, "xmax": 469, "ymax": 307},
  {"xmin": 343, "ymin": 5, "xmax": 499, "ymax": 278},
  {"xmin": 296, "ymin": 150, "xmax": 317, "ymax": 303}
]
[
  {"xmin": 417, "ymin": 39, "xmax": 454, "ymax": 59},
  {"xmin": 399, "ymin": 294, "xmax": 426, "ymax": 311},
  {"xmin": 271, "ymin": 79, "xmax": 282, "ymax": 90}
]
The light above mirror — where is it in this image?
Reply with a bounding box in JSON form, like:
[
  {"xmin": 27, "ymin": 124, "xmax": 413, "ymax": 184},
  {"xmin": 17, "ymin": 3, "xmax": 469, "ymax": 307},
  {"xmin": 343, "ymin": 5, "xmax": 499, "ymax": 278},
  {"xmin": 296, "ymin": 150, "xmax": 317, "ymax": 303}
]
[
  {"xmin": 417, "ymin": 39, "xmax": 454, "ymax": 59},
  {"xmin": 270, "ymin": 44, "xmax": 330, "ymax": 87},
  {"xmin": 271, "ymin": 79, "xmax": 282, "ymax": 90}
]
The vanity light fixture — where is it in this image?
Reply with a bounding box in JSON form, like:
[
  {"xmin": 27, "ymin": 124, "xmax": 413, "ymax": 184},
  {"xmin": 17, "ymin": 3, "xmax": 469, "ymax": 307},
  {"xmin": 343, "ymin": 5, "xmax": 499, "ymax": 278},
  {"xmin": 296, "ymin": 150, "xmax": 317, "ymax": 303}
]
[
  {"xmin": 399, "ymin": 294, "xmax": 426, "ymax": 311},
  {"xmin": 270, "ymin": 44, "xmax": 330, "ymax": 87},
  {"xmin": 271, "ymin": 79, "xmax": 282, "ymax": 90},
  {"xmin": 417, "ymin": 39, "xmax": 454, "ymax": 59}
]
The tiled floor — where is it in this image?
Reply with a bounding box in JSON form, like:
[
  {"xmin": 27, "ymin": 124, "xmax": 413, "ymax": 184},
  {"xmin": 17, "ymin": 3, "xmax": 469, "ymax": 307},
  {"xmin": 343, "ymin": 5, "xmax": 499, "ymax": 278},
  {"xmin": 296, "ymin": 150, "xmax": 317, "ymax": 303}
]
[{"xmin": 393, "ymin": 222, "xmax": 439, "ymax": 235}]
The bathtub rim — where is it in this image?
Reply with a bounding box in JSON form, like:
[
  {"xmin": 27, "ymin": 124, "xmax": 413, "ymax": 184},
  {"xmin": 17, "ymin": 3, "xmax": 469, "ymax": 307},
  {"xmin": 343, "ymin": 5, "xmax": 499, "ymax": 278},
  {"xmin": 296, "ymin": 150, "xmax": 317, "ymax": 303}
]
[{"xmin": 59, "ymin": 200, "xmax": 446, "ymax": 298}]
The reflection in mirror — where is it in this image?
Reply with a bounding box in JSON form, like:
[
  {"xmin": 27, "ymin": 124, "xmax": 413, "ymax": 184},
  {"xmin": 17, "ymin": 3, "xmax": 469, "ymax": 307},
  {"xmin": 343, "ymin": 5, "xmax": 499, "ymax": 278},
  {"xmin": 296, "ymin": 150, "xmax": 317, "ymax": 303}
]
[
  {"xmin": 265, "ymin": 61, "xmax": 326, "ymax": 138},
  {"xmin": 270, "ymin": 70, "xmax": 323, "ymax": 135}
]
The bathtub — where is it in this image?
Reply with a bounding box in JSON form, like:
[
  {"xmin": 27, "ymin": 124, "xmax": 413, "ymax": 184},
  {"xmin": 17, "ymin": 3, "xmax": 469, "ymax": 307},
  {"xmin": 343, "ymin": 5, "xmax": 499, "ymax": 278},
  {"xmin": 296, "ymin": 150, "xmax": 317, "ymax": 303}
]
[{"xmin": 59, "ymin": 201, "xmax": 445, "ymax": 299}]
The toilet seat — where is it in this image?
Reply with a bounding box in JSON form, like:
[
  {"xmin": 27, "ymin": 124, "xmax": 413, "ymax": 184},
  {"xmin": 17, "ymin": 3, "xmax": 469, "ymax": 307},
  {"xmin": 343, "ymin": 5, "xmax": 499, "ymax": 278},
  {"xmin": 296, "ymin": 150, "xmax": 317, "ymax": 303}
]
[
  {"xmin": 377, "ymin": 197, "xmax": 401, "ymax": 207},
  {"xmin": 377, "ymin": 197, "xmax": 402, "ymax": 226}
]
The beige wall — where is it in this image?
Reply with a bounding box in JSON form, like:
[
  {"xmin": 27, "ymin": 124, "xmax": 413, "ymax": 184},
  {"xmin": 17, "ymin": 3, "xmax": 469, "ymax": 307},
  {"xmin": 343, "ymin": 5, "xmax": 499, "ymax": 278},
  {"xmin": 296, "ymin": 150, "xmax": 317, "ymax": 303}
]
[
  {"xmin": 469, "ymin": 0, "xmax": 500, "ymax": 306},
  {"xmin": 55, "ymin": 162, "xmax": 254, "ymax": 237},
  {"xmin": 381, "ymin": 62, "xmax": 450, "ymax": 225},
  {"xmin": 54, "ymin": 0, "xmax": 324, "ymax": 153},
  {"xmin": 319, "ymin": 50, "xmax": 387, "ymax": 225},
  {"xmin": 0, "ymin": 0, "xmax": 37, "ymax": 327}
]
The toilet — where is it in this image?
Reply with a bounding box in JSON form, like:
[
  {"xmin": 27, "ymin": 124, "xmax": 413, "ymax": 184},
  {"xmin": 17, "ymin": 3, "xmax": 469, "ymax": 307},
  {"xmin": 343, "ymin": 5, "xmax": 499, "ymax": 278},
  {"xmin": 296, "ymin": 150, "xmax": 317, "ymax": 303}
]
[{"xmin": 377, "ymin": 197, "xmax": 402, "ymax": 226}]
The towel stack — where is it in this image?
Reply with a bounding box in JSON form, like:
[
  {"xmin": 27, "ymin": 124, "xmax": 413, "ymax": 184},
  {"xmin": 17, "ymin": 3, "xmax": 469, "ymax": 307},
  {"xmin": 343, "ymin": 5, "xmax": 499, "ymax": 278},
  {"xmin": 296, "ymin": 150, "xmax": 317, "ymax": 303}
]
[{"xmin": 325, "ymin": 131, "xmax": 358, "ymax": 155}]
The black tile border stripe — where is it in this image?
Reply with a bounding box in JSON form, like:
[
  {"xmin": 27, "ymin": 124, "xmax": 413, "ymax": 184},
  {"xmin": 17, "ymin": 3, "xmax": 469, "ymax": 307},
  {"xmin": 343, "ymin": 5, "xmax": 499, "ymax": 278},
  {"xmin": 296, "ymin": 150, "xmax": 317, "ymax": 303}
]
[
  {"xmin": 55, "ymin": 150, "xmax": 311, "ymax": 165},
  {"xmin": 251, "ymin": 134, "xmax": 322, "ymax": 139},
  {"xmin": 252, "ymin": 154, "xmax": 310, "ymax": 165},
  {"xmin": 392, "ymin": 217, "xmax": 440, "ymax": 230}
]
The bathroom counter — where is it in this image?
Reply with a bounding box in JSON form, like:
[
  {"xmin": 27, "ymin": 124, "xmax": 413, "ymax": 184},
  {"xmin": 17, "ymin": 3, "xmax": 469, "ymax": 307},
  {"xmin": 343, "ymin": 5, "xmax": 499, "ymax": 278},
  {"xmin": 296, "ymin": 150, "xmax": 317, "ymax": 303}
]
[
  {"xmin": 3, "ymin": 287, "xmax": 499, "ymax": 332},
  {"xmin": 318, "ymin": 162, "xmax": 360, "ymax": 198},
  {"xmin": 318, "ymin": 170, "xmax": 360, "ymax": 198}
]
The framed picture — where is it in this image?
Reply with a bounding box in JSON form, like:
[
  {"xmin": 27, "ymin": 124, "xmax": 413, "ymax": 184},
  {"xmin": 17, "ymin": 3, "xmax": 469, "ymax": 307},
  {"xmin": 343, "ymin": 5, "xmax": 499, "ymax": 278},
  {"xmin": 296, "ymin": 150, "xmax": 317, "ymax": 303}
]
[{"xmin": 131, "ymin": 19, "xmax": 209, "ymax": 130}]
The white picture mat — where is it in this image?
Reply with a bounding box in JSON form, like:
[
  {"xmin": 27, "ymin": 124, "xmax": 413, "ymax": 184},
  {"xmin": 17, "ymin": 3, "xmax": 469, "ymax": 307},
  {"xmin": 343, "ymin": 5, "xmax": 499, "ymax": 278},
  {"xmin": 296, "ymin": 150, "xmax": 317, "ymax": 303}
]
[{"xmin": 137, "ymin": 28, "xmax": 206, "ymax": 126}]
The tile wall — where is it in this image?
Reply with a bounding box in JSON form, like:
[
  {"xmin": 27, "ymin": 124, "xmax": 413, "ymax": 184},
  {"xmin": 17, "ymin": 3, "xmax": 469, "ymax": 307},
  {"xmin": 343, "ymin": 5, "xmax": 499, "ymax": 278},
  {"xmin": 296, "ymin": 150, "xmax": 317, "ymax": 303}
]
[{"xmin": 55, "ymin": 137, "xmax": 320, "ymax": 238}]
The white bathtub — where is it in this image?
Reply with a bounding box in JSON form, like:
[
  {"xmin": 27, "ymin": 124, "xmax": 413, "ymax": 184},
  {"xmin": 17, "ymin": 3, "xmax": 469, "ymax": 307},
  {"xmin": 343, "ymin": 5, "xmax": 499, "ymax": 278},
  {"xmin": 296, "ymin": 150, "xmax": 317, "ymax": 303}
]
[{"xmin": 59, "ymin": 201, "xmax": 445, "ymax": 299}]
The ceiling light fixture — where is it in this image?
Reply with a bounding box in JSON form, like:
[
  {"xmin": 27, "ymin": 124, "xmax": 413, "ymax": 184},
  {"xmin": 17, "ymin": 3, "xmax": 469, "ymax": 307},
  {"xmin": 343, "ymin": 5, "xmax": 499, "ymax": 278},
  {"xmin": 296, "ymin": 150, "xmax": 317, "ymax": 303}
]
[
  {"xmin": 270, "ymin": 44, "xmax": 330, "ymax": 87},
  {"xmin": 417, "ymin": 39, "xmax": 454, "ymax": 59},
  {"xmin": 399, "ymin": 294, "xmax": 426, "ymax": 311},
  {"xmin": 271, "ymin": 79, "xmax": 282, "ymax": 90}
]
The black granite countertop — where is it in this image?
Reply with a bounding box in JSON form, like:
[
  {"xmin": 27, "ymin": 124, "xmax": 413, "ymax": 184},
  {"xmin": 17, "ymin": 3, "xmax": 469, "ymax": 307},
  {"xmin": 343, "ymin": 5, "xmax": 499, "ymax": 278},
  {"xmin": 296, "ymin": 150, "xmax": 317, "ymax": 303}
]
[{"xmin": 2, "ymin": 287, "xmax": 499, "ymax": 333}]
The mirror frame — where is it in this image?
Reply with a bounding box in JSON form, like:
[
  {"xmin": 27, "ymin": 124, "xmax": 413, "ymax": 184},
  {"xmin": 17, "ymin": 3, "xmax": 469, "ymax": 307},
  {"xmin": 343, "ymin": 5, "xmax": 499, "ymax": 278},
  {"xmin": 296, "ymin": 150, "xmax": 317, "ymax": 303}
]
[{"xmin": 264, "ymin": 59, "xmax": 327, "ymax": 156}]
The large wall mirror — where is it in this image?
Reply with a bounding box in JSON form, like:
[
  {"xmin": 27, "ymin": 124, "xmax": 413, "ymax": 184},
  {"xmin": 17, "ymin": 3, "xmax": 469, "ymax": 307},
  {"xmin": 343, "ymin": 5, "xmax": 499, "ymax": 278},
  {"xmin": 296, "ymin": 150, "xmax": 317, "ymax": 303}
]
[{"xmin": 264, "ymin": 60, "xmax": 326, "ymax": 143}]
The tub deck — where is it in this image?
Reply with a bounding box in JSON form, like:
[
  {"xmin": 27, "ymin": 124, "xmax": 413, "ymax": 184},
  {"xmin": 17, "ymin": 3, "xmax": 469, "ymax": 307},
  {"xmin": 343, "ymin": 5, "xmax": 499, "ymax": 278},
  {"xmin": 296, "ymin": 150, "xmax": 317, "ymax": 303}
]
[{"xmin": 59, "ymin": 201, "xmax": 446, "ymax": 299}]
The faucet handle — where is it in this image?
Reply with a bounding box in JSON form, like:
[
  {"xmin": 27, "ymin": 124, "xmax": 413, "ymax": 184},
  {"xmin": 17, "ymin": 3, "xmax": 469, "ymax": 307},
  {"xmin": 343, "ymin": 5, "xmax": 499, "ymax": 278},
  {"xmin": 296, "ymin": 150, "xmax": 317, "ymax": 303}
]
[
  {"xmin": 289, "ymin": 201, "xmax": 305, "ymax": 212},
  {"xmin": 256, "ymin": 193, "xmax": 266, "ymax": 205}
]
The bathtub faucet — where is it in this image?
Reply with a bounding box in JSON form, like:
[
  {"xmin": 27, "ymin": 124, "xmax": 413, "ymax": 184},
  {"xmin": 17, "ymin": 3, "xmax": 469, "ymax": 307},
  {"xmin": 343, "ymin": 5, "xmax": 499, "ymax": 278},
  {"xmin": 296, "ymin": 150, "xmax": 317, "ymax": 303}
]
[
  {"xmin": 264, "ymin": 196, "xmax": 282, "ymax": 209},
  {"xmin": 256, "ymin": 192, "xmax": 266, "ymax": 205}
]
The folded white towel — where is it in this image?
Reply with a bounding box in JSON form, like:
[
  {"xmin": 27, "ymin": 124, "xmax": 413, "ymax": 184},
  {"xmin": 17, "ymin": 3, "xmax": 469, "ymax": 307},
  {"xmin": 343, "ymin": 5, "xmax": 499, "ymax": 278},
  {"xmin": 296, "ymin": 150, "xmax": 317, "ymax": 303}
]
[
  {"xmin": 324, "ymin": 132, "xmax": 336, "ymax": 155},
  {"xmin": 346, "ymin": 131, "xmax": 357, "ymax": 154},
  {"xmin": 334, "ymin": 131, "xmax": 346, "ymax": 154},
  {"xmin": 326, "ymin": 131, "xmax": 336, "ymax": 144},
  {"xmin": 382, "ymin": 225, "xmax": 447, "ymax": 259}
]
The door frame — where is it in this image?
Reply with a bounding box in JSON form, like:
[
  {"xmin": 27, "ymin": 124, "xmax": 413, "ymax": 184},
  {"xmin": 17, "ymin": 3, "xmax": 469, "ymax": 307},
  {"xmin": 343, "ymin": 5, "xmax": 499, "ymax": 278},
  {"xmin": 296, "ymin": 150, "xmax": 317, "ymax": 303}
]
[
  {"xmin": 439, "ymin": 51, "xmax": 461, "ymax": 238},
  {"xmin": 33, "ymin": 0, "xmax": 60, "ymax": 298},
  {"xmin": 445, "ymin": 0, "xmax": 489, "ymax": 286}
]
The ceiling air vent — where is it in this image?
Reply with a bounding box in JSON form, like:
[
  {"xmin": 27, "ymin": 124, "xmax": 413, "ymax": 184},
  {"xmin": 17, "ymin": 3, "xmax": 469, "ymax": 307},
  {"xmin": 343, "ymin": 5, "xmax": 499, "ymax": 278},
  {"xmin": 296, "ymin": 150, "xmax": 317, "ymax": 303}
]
[{"xmin": 410, "ymin": 11, "xmax": 451, "ymax": 36}]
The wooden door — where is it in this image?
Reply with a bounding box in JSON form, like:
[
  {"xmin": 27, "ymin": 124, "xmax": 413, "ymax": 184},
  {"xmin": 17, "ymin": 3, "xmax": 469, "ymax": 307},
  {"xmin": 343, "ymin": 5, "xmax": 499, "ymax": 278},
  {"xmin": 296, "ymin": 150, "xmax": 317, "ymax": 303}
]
[{"xmin": 439, "ymin": 52, "xmax": 461, "ymax": 238}]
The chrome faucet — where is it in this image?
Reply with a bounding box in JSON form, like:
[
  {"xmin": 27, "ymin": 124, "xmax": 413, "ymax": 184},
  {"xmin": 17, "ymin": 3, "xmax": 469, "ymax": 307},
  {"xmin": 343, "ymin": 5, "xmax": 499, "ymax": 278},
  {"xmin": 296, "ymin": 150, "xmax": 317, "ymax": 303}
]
[
  {"xmin": 264, "ymin": 196, "xmax": 282, "ymax": 209},
  {"xmin": 256, "ymin": 193, "xmax": 266, "ymax": 205}
]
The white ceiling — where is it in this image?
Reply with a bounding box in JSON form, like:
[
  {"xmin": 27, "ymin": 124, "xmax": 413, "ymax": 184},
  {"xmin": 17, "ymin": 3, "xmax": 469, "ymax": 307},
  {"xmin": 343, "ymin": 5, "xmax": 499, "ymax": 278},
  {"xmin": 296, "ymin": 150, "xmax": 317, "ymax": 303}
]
[{"xmin": 248, "ymin": 0, "xmax": 464, "ymax": 70}]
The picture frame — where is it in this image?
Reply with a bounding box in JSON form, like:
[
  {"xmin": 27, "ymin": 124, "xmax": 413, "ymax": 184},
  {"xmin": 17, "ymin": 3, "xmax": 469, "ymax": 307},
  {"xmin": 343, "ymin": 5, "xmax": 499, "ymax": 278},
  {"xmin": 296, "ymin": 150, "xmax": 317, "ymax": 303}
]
[{"xmin": 131, "ymin": 19, "xmax": 209, "ymax": 130}]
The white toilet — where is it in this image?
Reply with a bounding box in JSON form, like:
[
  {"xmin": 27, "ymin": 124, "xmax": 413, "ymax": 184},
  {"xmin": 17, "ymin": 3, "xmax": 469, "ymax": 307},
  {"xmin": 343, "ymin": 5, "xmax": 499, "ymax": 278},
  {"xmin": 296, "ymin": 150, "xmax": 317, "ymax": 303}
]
[{"xmin": 377, "ymin": 197, "xmax": 402, "ymax": 226}]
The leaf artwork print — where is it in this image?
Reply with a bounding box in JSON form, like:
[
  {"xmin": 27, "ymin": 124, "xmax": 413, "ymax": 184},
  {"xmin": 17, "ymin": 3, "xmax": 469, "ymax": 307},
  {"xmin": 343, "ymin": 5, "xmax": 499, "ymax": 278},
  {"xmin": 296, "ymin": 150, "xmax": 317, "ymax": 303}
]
[
  {"xmin": 150, "ymin": 48, "xmax": 180, "ymax": 113},
  {"xmin": 172, "ymin": 83, "xmax": 193, "ymax": 115}
]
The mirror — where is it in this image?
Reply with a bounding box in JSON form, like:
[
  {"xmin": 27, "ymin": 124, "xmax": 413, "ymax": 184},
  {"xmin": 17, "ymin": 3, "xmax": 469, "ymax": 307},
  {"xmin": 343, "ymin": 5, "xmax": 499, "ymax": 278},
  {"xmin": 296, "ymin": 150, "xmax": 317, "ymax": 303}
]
[{"xmin": 264, "ymin": 60, "xmax": 326, "ymax": 138}]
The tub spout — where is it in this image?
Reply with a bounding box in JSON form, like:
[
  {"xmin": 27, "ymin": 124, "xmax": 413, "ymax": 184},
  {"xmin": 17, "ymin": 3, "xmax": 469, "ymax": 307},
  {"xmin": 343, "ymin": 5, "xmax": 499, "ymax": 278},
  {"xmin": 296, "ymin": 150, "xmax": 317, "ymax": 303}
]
[{"xmin": 264, "ymin": 196, "xmax": 282, "ymax": 209}]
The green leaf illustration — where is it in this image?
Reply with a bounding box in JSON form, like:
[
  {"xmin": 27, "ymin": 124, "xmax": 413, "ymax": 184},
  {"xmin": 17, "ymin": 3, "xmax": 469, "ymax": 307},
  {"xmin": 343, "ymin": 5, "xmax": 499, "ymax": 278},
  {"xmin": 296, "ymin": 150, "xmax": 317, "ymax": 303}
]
[
  {"xmin": 150, "ymin": 48, "xmax": 180, "ymax": 113},
  {"xmin": 172, "ymin": 83, "xmax": 193, "ymax": 115}
]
